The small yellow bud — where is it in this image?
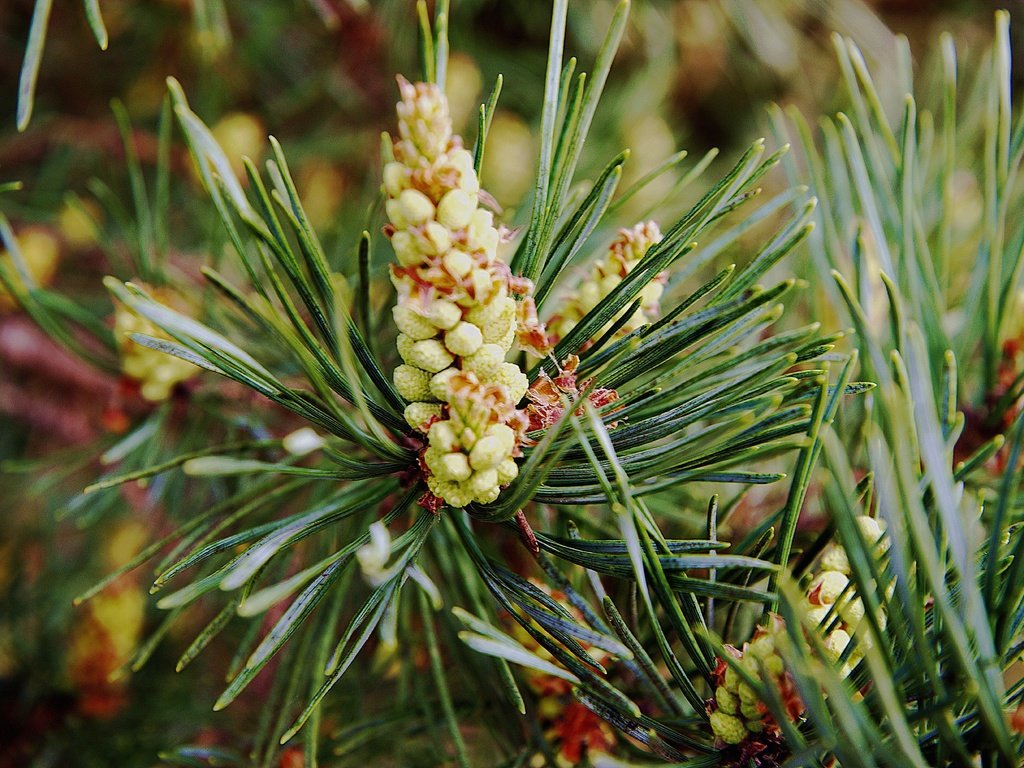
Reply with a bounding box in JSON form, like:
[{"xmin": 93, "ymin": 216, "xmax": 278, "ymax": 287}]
[
  {"xmin": 470, "ymin": 268, "xmax": 494, "ymax": 302},
  {"xmin": 803, "ymin": 604, "xmax": 832, "ymax": 630},
  {"xmin": 423, "ymin": 221, "xmax": 451, "ymax": 255},
  {"xmin": 423, "ymin": 445, "xmax": 445, "ymax": 469},
  {"xmin": 856, "ymin": 515, "xmax": 884, "ymax": 540},
  {"xmin": 824, "ymin": 629, "xmax": 851, "ymax": 662},
  {"xmin": 724, "ymin": 665, "xmax": 739, "ymax": 692},
  {"xmin": 486, "ymin": 422, "xmax": 515, "ymax": 444},
  {"xmin": 482, "ymin": 304, "xmax": 517, "ymax": 346},
  {"xmin": 463, "ymin": 344, "xmax": 505, "ymax": 379},
  {"xmin": 426, "ymin": 299, "xmax": 463, "ymax": 330},
  {"xmin": 469, "ymin": 436, "xmax": 504, "ymax": 470},
  {"xmin": 437, "ymin": 189, "xmax": 476, "ymax": 229},
  {"xmin": 716, "ymin": 686, "xmax": 738, "ymax": 714},
  {"xmin": 437, "ymin": 452, "xmax": 472, "ymax": 482},
  {"xmin": 396, "ymin": 333, "xmax": 415, "ymax": 363},
  {"xmin": 408, "ymin": 339, "xmax": 455, "ymax": 372},
  {"xmin": 444, "ymin": 321, "xmax": 483, "ymax": 356},
  {"xmin": 472, "ymin": 223, "xmax": 499, "ymax": 255},
  {"xmin": 710, "ymin": 711, "xmax": 747, "ymax": 745},
  {"xmin": 466, "ymin": 293, "xmax": 510, "ymax": 327},
  {"xmin": 398, "ymin": 188, "xmax": 435, "ymax": 225},
  {"xmin": 404, "ymin": 402, "xmax": 443, "ymax": 431},
  {"xmin": 423, "ymin": 479, "xmax": 456, "ymax": 507},
  {"xmin": 430, "ymin": 368, "xmax": 459, "ymax": 401},
  {"xmin": 0, "ymin": 227, "xmax": 61, "ymax": 312},
  {"xmin": 856, "ymin": 515, "xmax": 888, "ymax": 556},
  {"xmin": 428, "ymin": 477, "xmax": 472, "ymax": 509},
  {"xmin": 122, "ymin": 354, "xmax": 150, "ymax": 379},
  {"xmin": 443, "ymin": 249, "xmax": 474, "ymax": 278},
  {"xmin": 385, "ymin": 199, "xmax": 408, "ymax": 230},
  {"xmin": 393, "ymin": 304, "xmax": 437, "ymax": 340},
  {"xmin": 450, "ymin": 148, "xmax": 476, "ymax": 179},
  {"xmin": 820, "ymin": 543, "xmax": 850, "ymax": 575},
  {"xmin": 112, "ymin": 285, "xmax": 199, "ymax": 400},
  {"xmin": 474, "ymin": 484, "xmax": 501, "ymax": 504},
  {"xmin": 495, "ymin": 363, "xmax": 529, "ymax": 402},
  {"xmin": 390, "ymin": 231, "xmax": 421, "ymax": 267},
  {"xmin": 209, "ymin": 112, "xmax": 265, "ymax": 178},
  {"xmin": 578, "ymin": 281, "xmax": 601, "ymax": 312},
  {"xmin": 427, "ymin": 420, "xmax": 458, "ymax": 452},
  {"xmin": 58, "ymin": 200, "xmax": 100, "ymax": 249},
  {"xmin": 763, "ymin": 654, "xmax": 784, "ymax": 677},
  {"xmin": 496, "ymin": 459, "xmax": 519, "ymax": 485},
  {"xmin": 841, "ymin": 597, "xmax": 865, "ymax": 627},
  {"xmin": 494, "ymin": 323, "xmax": 517, "ymax": 352},
  {"xmin": 469, "ymin": 208, "xmax": 493, "ymax": 235},
  {"xmin": 748, "ymin": 634, "xmax": 776, "ymax": 660},
  {"xmin": 383, "ymin": 162, "xmax": 407, "ymax": 197},
  {"xmin": 810, "ymin": 571, "xmax": 849, "ymax": 605},
  {"xmin": 737, "ymin": 681, "xmax": 758, "ymax": 705},
  {"xmin": 468, "ymin": 424, "xmax": 514, "ymax": 470},
  {"xmin": 394, "ymin": 364, "xmax": 434, "ymax": 401},
  {"xmin": 468, "ymin": 468, "xmax": 498, "ymax": 496},
  {"xmin": 740, "ymin": 700, "xmax": 763, "ymax": 720}
]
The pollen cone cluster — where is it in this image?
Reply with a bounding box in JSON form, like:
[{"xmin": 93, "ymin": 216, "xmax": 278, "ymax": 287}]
[
  {"xmin": 547, "ymin": 220, "xmax": 666, "ymax": 346},
  {"xmin": 112, "ymin": 284, "xmax": 199, "ymax": 401},
  {"xmin": 709, "ymin": 515, "xmax": 889, "ymax": 756},
  {"xmin": 384, "ymin": 77, "xmax": 533, "ymax": 508},
  {"xmin": 709, "ymin": 616, "xmax": 797, "ymax": 753},
  {"xmin": 799, "ymin": 514, "xmax": 888, "ymax": 675}
]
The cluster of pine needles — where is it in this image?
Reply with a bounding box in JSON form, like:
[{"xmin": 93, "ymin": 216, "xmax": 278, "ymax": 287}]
[{"xmin": 1, "ymin": 1, "xmax": 1023, "ymax": 767}]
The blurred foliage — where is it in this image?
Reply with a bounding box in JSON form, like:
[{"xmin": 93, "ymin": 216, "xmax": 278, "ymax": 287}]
[{"xmin": 1, "ymin": 1, "xmax": 1022, "ymax": 767}]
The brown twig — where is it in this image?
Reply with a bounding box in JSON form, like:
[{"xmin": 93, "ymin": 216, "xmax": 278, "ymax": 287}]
[{"xmin": 514, "ymin": 509, "xmax": 540, "ymax": 557}]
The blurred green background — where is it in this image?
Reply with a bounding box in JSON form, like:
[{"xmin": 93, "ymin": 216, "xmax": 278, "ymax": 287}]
[{"xmin": 0, "ymin": 1, "xmax": 1016, "ymax": 766}]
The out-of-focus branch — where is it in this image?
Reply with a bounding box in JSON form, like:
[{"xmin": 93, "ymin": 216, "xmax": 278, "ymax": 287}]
[{"xmin": 0, "ymin": 315, "xmax": 122, "ymax": 444}]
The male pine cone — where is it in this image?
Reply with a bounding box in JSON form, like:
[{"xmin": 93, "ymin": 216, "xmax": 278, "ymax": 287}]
[
  {"xmin": 384, "ymin": 77, "xmax": 531, "ymax": 509},
  {"xmin": 546, "ymin": 220, "xmax": 666, "ymax": 347},
  {"xmin": 112, "ymin": 284, "xmax": 199, "ymax": 402},
  {"xmin": 709, "ymin": 515, "xmax": 889, "ymax": 758}
]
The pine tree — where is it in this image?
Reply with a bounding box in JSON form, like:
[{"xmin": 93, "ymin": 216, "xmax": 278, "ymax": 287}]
[{"xmin": 2, "ymin": 1, "xmax": 1022, "ymax": 766}]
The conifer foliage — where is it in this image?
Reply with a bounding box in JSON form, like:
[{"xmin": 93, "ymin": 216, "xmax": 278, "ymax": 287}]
[{"xmin": 2, "ymin": 1, "xmax": 1023, "ymax": 766}]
